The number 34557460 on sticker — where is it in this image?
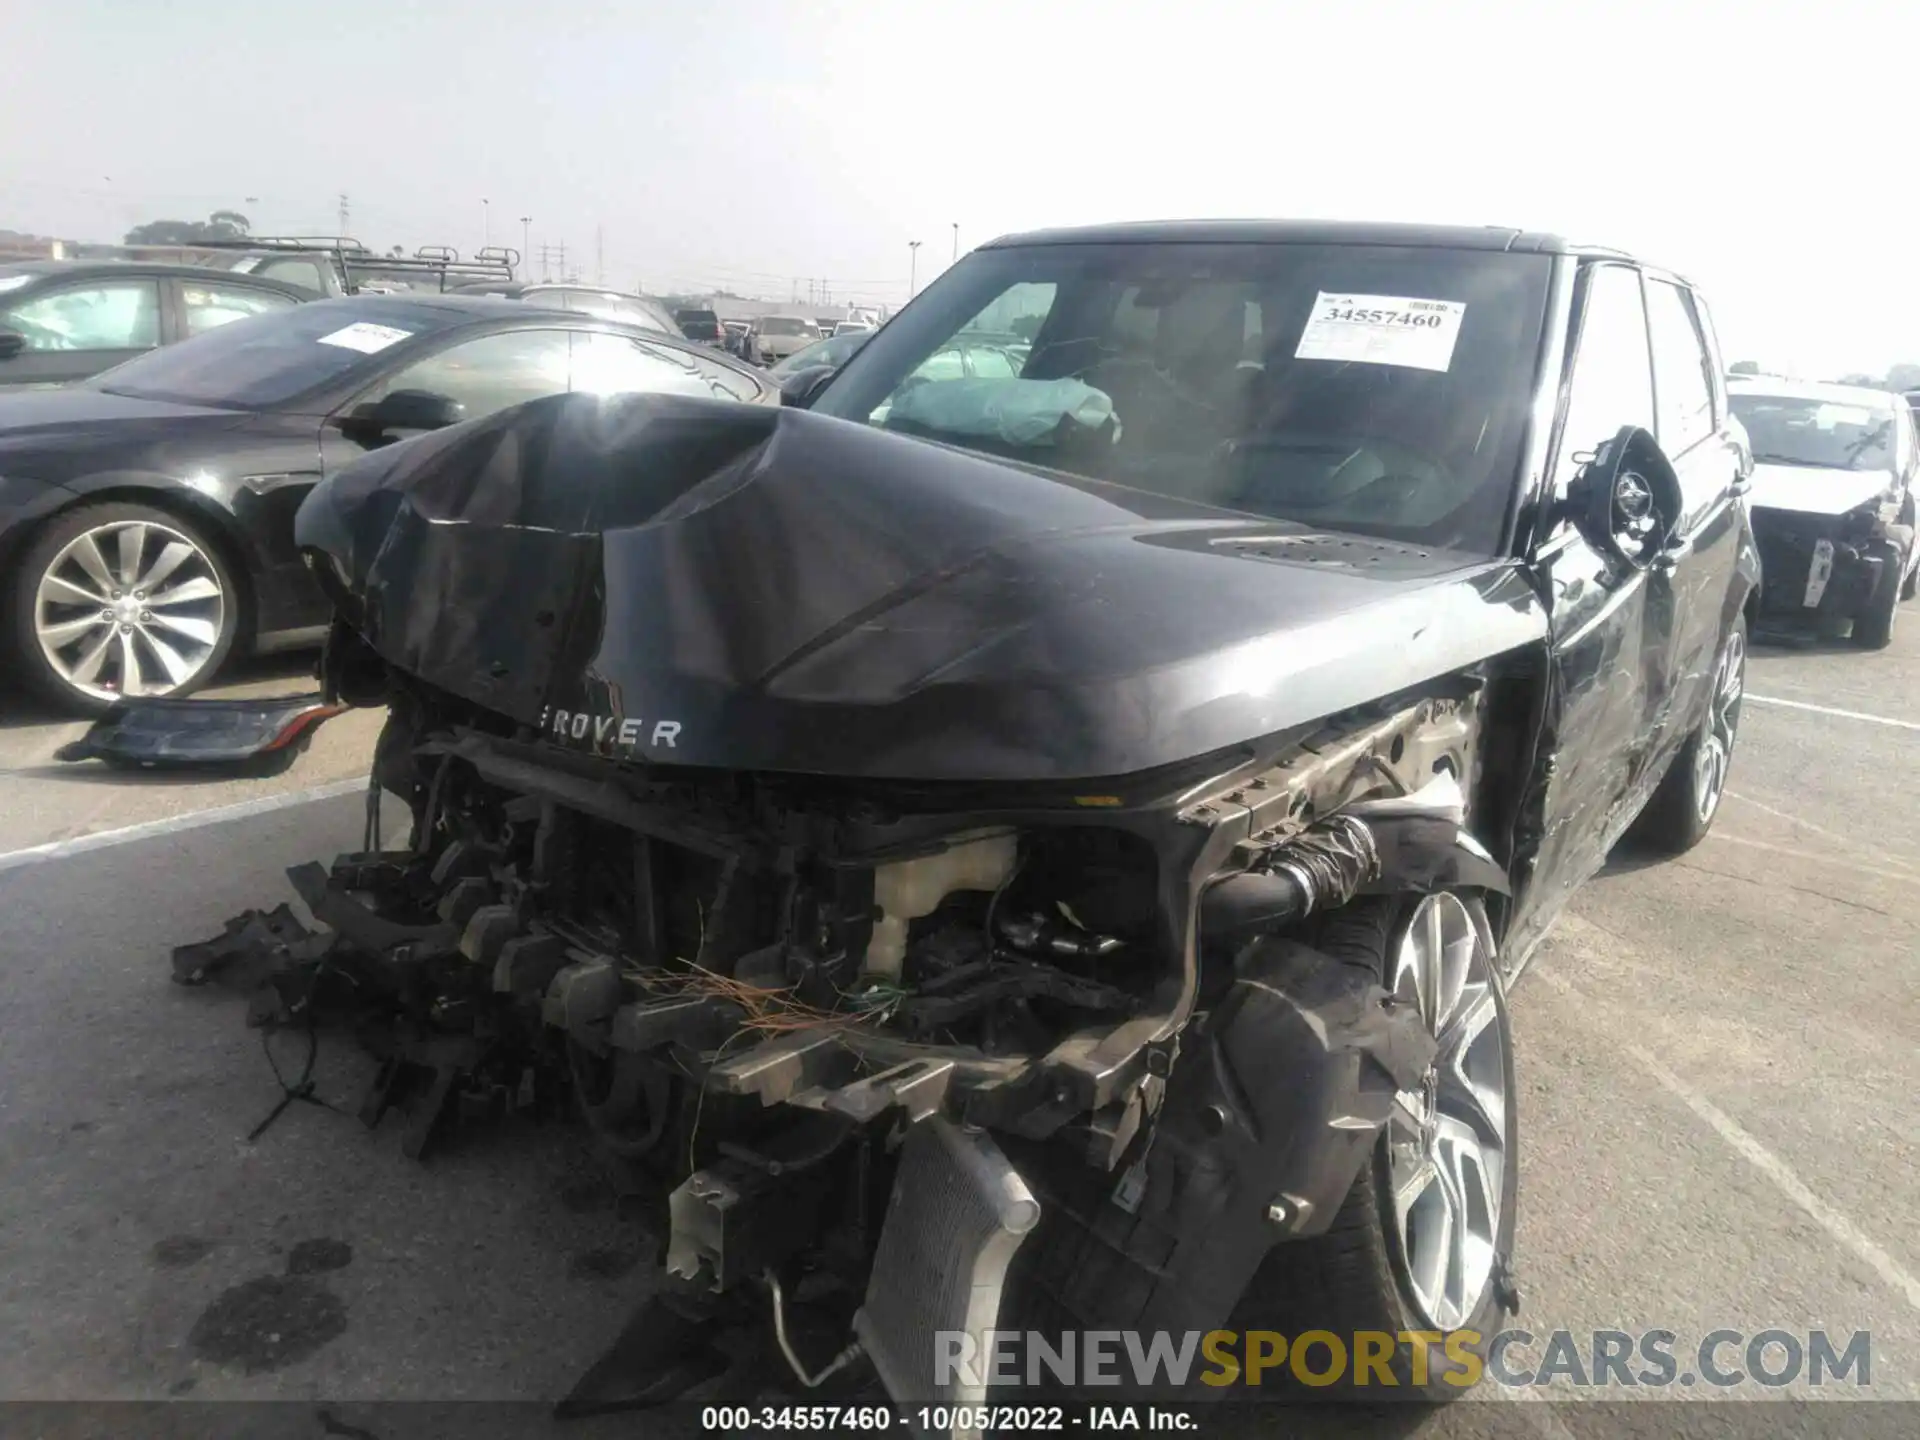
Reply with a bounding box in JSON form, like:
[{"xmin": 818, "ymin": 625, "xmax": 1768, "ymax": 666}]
[{"xmin": 1295, "ymin": 292, "xmax": 1466, "ymax": 372}]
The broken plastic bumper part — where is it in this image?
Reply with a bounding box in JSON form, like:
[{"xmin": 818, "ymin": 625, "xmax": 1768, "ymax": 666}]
[{"xmin": 55, "ymin": 694, "xmax": 345, "ymax": 768}]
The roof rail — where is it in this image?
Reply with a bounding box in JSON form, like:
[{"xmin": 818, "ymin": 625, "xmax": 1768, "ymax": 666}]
[
  {"xmin": 118, "ymin": 237, "xmax": 523, "ymax": 293},
  {"xmin": 191, "ymin": 235, "xmax": 374, "ymax": 257},
  {"xmin": 340, "ymin": 246, "xmax": 518, "ymax": 292}
]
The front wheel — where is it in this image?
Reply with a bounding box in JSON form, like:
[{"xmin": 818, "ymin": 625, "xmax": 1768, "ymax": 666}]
[
  {"xmin": 1631, "ymin": 613, "xmax": 1746, "ymax": 855},
  {"xmin": 9, "ymin": 501, "xmax": 240, "ymax": 714},
  {"xmin": 1230, "ymin": 891, "xmax": 1518, "ymax": 1397},
  {"xmin": 1853, "ymin": 543, "xmax": 1903, "ymax": 649}
]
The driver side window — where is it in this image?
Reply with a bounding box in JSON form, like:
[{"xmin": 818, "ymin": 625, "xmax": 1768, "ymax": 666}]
[
  {"xmin": 360, "ymin": 328, "xmax": 572, "ymax": 424},
  {"xmin": 1553, "ymin": 265, "xmax": 1654, "ymax": 499}
]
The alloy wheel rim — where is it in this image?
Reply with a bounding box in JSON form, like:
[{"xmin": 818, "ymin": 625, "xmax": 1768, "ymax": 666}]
[
  {"xmin": 1693, "ymin": 628, "xmax": 1745, "ymax": 824},
  {"xmin": 33, "ymin": 519, "xmax": 225, "ymax": 701},
  {"xmin": 1383, "ymin": 892, "xmax": 1511, "ymax": 1332}
]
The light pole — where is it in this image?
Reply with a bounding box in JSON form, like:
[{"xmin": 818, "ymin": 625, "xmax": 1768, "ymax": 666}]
[
  {"xmin": 952, "ymin": 223, "xmax": 958, "ymax": 262},
  {"xmin": 909, "ymin": 240, "xmax": 922, "ymax": 297},
  {"xmin": 520, "ymin": 216, "xmax": 531, "ymax": 277},
  {"xmin": 482, "ymin": 198, "xmax": 490, "ymax": 247}
]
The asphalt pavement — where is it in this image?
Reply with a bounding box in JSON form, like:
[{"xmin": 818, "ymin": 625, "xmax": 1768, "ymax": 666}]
[{"xmin": 1, "ymin": 623, "xmax": 1916, "ymax": 1438}]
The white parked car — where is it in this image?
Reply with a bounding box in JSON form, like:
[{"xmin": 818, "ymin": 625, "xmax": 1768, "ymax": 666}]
[
  {"xmin": 1728, "ymin": 377, "xmax": 1920, "ymax": 647},
  {"xmin": 752, "ymin": 315, "xmax": 822, "ymax": 364}
]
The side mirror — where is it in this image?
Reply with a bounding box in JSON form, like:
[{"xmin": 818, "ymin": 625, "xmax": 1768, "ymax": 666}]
[
  {"xmin": 0, "ymin": 328, "xmax": 25, "ymax": 361},
  {"xmin": 1563, "ymin": 425, "xmax": 1682, "ymax": 571},
  {"xmin": 339, "ymin": 388, "xmax": 466, "ymax": 446},
  {"xmin": 778, "ymin": 365, "xmax": 838, "ymax": 409}
]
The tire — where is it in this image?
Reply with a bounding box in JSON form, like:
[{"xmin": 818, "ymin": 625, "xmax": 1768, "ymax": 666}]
[
  {"xmin": 1631, "ymin": 613, "xmax": 1746, "ymax": 855},
  {"xmin": 1230, "ymin": 891, "xmax": 1519, "ymax": 1400},
  {"xmin": 9, "ymin": 501, "xmax": 240, "ymax": 714},
  {"xmin": 1851, "ymin": 544, "xmax": 1901, "ymax": 649}
]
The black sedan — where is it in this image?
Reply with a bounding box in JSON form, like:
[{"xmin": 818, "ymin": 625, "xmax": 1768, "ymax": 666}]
[
  {"xmin": 0, "ymin": 261, "xmax": 313, "ymax": 388},
  {"xmin": 0, "ymin": 294, "xmax": 773, "ymax": 711}
]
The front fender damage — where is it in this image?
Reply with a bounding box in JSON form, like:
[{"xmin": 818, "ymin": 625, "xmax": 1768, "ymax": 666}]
[{"xmin": 1001, "ymin": 930, "xmax": 1436, "ymax": 1353}]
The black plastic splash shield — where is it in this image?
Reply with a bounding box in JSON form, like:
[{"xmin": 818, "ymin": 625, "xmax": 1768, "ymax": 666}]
[{"xmin": 55, "ymin": 694, "xmax": 346, "ymax": 770}]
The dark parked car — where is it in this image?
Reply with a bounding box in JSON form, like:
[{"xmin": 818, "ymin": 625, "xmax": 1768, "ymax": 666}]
[
  {"xmin": 187, "ymin": 221, "xmax": 1756, "ymax": 1406},
  {"xmin": 448, "ymin": 280, "xmax": 680, "ymax": 336},
  {"xmin": 0, "ymin": 262, "xmax": 311, "ymax": 388},
  {"xmin": 1728, "ymin": 377, "xmax": 1919, "ymax": 646},
  {"xmin": 0, "ymin": 294, "xmax": 773, "ymax": 710},
  {"xmin": 673, "ymin": 306, "xmax": 724, "ymax": 344}
]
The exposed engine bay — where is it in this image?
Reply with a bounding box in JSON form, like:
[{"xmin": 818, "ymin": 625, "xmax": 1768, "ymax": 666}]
[
  {"xmin": 157, "ymin": 391, "xmax": 1549, "ymax": 1415},
  {"xmin": 178, "ymin": 654, "xmax": 1509, "ymax": 1408}
]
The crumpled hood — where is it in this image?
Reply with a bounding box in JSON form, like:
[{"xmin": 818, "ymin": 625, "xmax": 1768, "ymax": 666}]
[
  {"xmin": 1748, "ymin": 461, "xmax": 1895, "ymax": 517},
  {"xmin": 296, "ymin": 391, "xmax": 1547, "ymax": 782}
]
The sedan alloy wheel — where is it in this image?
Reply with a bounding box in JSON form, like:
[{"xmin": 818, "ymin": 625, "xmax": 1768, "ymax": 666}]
[{"xmin": 33, "ymin": 517, "xmax": 228, "ymax": 701}]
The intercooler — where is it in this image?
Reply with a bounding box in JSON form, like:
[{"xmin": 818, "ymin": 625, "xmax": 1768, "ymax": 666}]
[{"xmin": 855, "ymin": 1117, "xmax": 1041, "ymax": 1409}]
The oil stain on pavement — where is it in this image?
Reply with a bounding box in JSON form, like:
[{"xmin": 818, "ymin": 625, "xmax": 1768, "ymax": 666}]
[
  {"xmin": 286, "ymin": 1237, "xmax": 354, "ymax": 1275},
  {"xmin": 185, "ymin": 1236, "xmax": 357, "ymax": 1372},
  {"xmin": 187, "ymin": 1275, "xmax": 348, "ymax": 1372},
  {"xmin": 150, "ymin": 1235, "xmax": 216, "ymax": 1268}
]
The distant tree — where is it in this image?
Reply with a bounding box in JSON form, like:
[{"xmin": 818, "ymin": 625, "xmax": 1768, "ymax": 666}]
[
  {"xmin": 123, "ymin": 210, "xmax": 252, "ymax": 245},
  {"xmin": 1885, "ymin": 363, "xmax": 1920, "ymax": 392},
  {"xmin": 1727, "ymin": 359, "xmax": 1761, "ymax": 376}
]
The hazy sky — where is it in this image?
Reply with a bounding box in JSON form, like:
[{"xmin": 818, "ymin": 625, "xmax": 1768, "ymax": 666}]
[{"xmin": 8, "ymin": 0, "xmax": 1915, "ymax": 376}]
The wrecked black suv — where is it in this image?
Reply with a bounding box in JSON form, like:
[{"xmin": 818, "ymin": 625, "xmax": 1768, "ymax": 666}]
[{"xmin": 193, "ymin": 221, "xmax": 1757, "ymax": 1409}]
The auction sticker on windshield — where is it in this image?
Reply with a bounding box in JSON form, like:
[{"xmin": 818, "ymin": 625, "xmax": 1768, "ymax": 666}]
[
  {"xmin": 317, "ymin": 322, "xmax": 414, "ymax": 354},
  {"xmin": 1296, "ymin": 293, "xmax": 1465, "ymax": 372}
]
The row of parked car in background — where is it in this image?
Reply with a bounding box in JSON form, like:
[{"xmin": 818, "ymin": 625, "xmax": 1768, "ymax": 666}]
[
  {"xmin": 670, "ymin": 305, "xmax": 878, "ymax": 366},
  {"xmin": 1, "ymin": 227, "xmax": 1917, "ymax": 718}
]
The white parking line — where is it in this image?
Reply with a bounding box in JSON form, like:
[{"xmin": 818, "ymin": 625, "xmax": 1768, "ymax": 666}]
[
  {"xmin": 1539, "ymin": 964, "xmax": 1920, "ymax": 1315},
  {"xmin": 0, "ymin": 778, "xmax": 367, "ymax": 876},
  {"xmin": 1745, "ymin": 694, "xmax": 1920, "ymax": 731},
  {"xmin": 1709, "ymin": 833, "xmax": 1920, "ymax": 884}
]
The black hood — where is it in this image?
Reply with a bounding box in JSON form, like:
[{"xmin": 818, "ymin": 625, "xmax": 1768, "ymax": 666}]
[
  {"xmin": 0, "ymin": 386, "xmax": 243, "ymax": 472},
  {"xmin": 296, "ymin": 392, "xmax": 1547, "ymax": 782}
]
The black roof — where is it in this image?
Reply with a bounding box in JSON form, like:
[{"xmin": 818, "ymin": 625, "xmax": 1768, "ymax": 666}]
[
  {"xmin": 281, "ymin": 294, "xmax": 765, "ymax": 378},
  {"xmin": 301, "ymin": 292, "xmax": 551, "ymax": 320},
  {"xmin": 0, "ymin": 258, "xmax": 314, "ymax": 290},
  {"xmin": 980, "ymin": 219, "xmax": 1591, "ymax": 256}
]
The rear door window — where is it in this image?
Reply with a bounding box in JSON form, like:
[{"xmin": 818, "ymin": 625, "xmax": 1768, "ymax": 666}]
[
  {"xmin": 570, "ymin": 332, "xmax": 764, "ymax": 402},
  {"xmin": 362, "ymin": 328, "xmax": 573, "ymax": 422},
  {"xmin": 181, "ymin": 281, "xmax": 300, "ymax": 336},
  {"xmin": 1554, "ymin": 265, "xmax": 1656, "ymax": 496},
  {"xmin": 1645, "ymin": 278, "xmax": 1716, "ymax": 455}
]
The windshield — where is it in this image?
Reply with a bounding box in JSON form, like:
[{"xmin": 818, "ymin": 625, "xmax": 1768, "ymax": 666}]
[
  {"xmin": 760, "ymin": 317, "xmax": 813, "ymax": 336},
  {"xmin": 90, "ymin": 300, "xmax": 458, "ymax": 408},
  {"xmin": 1728, "ymin": 393, "xmax": 1897, "ymax": 471},
  {"xmin": 811, "ymin": 241, "xmax": 1552, "ymax": 554},
  {"xmin": 770, "ymin": 329, "xmax": 871, "ymax": 377}
]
